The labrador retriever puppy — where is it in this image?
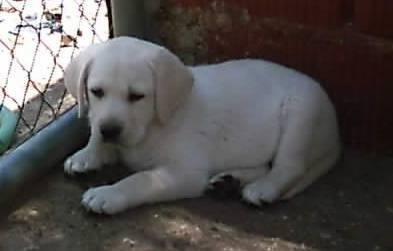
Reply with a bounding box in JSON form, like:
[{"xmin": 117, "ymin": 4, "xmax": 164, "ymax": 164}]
[{"xmin": 64, "ymin": 37, "xmax": 340, "ymax": 214}]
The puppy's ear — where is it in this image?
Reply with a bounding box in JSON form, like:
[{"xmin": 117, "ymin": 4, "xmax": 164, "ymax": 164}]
[
  {"xmin": 151, "ymin": 48, "xmax": 194, "ymax": 124},
  {"xmin": 64, "ymin": 44, "xmax": 100, "ymax": 118}
]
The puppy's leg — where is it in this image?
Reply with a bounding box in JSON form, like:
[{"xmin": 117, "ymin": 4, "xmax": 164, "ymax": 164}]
[
  {"xmin": 281, "ymin": 148, "xmax": 339, "ymax": 199},
  {"xmin": 64, "ymin": 136, "xmax": 117, "ymax": 175},
  {"xmin": 82, "ymin": 166, "xmax": 209, "ymax": 214},
  {"xmin": 242, "ymin": 96, "xmax": 318, "ymax": 205}
]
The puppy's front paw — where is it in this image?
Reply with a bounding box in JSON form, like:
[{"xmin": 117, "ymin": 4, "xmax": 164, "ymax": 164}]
[
  {"xmin": 82, "ymin": 185, "xmax": 128, "ymax": 214},
  {"xmin": 242, "ymin": 179, "xmax": 280, "ymax": 206},
  {"xmin": 64, "ymin": 148, "xmax": 101, "ymax": 175}
]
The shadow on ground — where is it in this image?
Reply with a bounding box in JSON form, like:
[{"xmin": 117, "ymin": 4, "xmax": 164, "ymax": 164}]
[{"xmin": 0, "ymin": 150, "xmax": 392, "ymax": 251}]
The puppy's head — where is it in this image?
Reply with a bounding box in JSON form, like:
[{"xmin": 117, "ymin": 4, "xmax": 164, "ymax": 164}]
[{"xmin": 64, "ymin": 37, "xmax": 194, "ymax": 146}]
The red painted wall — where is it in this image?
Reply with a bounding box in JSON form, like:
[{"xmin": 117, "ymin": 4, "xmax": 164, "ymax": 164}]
[{"xmin": 158, "ymin": 0, "xmax": 393, "ymax": 154}]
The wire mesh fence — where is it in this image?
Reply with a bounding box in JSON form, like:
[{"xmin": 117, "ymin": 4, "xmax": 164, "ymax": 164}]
[{"xmin": 0, "ymin": 0, "xmax": 109, "ymax": 152}]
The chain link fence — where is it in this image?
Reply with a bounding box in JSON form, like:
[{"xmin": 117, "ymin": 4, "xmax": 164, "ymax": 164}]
[{"xmin": 0, "ymin": 0, "xmax": 110, "ymax": 151}]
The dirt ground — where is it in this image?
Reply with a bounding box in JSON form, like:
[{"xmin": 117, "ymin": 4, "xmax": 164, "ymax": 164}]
[{"xmin": 0, "ymin": 150, "xmax": 392, "ymax": 251}]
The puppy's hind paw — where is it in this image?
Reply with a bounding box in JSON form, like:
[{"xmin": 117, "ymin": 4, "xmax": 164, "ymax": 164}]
[
  {"xmin": 242, "ymin": 180, "xmax": 280, "ymax": 207},
  {"xmin": 206, "ymin": 173, "xmax": 242, "ymax": 199}
]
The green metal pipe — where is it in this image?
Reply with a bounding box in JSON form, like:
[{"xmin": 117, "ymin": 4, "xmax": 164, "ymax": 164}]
[{"xmin": 0, "ymin": 108, "xmax": 89, "ymax": 206}]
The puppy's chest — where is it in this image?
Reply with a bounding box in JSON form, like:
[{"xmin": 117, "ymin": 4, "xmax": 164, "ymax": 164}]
[{"xmin": 120, "ymin": 144, "xmax": 162, "ymax": 171}]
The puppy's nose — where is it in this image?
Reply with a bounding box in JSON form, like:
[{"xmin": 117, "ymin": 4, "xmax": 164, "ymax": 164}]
[{"xmin": 100, "ymin": 123, "xmax": 122, "ymax": 142}]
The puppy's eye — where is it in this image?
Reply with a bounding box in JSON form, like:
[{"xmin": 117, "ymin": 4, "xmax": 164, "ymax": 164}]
[
  {"xmin": 128, "ymin": 92, "xmax": 145, "ymax": 103},
  {"xmin": 90, "ymin": 87, "xmax": 104, "ymax": 98}
]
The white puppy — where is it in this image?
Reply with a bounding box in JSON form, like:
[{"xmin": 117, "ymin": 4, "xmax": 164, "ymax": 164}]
[{"xmin": 64, "ymin": 37, "xmax": 340, "ymax": 214}]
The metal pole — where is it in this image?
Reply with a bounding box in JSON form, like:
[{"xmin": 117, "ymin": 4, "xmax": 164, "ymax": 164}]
[
  {"xmin": 0, "ymin": 108, "xmax": 89, "ymax": 206},
  {"xmin": 110, "ymin": 0, "xmax": 160, "ymax": 41},
  {"xmin": 110, "ymin": 0, "xmax": 146, "ymax": 37}
]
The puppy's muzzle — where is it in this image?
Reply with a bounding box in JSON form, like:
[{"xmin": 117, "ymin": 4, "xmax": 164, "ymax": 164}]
[{"xmin": 100, "ymin": 122, "xmax": 123, "ymax": 142}]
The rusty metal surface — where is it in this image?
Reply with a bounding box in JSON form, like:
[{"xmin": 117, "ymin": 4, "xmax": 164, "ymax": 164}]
[{"xmin": 156, "ymin": 0, "xmax": 393, "ymax": 154}]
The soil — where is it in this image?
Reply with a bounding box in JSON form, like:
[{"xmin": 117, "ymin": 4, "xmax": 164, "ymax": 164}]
[{"xmin": 0, "ymin": 150, "xmax": 392, "ymax": 251}]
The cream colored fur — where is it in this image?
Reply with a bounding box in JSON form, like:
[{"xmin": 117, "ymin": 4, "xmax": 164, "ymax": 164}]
[{"xmin": 63, "ymin": 37, "xmax": 340, "ymax": 214}]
